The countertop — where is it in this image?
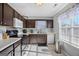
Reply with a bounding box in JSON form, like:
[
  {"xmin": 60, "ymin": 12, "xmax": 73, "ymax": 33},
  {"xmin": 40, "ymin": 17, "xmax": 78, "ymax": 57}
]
[
  {"xmin": 20, "ymin": 32, "xmax": 54, "ymax": 36},
  {"xmin": 0, "ymin": 38, "xmax": 21, "ymax": 52}
]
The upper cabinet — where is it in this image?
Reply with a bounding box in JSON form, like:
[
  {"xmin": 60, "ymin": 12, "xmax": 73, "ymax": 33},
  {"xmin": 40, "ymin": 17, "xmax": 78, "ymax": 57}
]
[
  {"xmin": 47, "ymin": 20, "xmax": 53, "ymax": 28},
  {"xmin": 14, "ymin": 11, "xmax": 19, "ymax": 18},
  {"xmin": 23, "ymin": 19, "xmax": 26, "ymax": 28},
  {"xmin": 26, "ymin": 20, "xmax": 53, "ymax": 28},
  {"xmin": 0, "ymin": 3, "xmax": 2, "ymax": 25},
  {"xmin": 26, "ymin": 20, "xmax": 35, "ymax": 28},
  {"xmin": 3, "ymin": 4, "xmax": 14, "ymax": 26},
  {"xmin": 14, "ymin": 11, "xmax": 26, "ymax": 28},
  {"xmin": 14, "ymin": 11, "xmax": 21, "ymax": 20},
  {"xmin": 0, "ymin": 3, "xmax": 26, "ymax": 27}
]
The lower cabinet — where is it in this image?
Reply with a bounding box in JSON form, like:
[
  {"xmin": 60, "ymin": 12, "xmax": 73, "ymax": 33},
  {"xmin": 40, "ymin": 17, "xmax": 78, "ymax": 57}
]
[
  {"xmin": 23, "ymin": 34, "xmax": 47, "ymax": 44},
  {"xmin": 22, "ymin": 35, "xmax": 30, "ymax": 44},
  {"xmin": 29, "ymin": 34, "xmax": 47, "ymax": 44},
  {"xmin": 21, "ymin": 34, "xmax": 47, "ymax": 46},
  {"xmin": 37, "ymin": 34, "xmax": 47, "ymax": 44},
  {"xmin": 29, "ymin": 34, "xmax": 37, "ymax": 44}
]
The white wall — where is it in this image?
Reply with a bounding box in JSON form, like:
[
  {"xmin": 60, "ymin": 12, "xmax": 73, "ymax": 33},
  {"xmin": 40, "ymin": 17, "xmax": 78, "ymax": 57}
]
[{"xmin": 53, "ymin": 3, "xmax": 77, "ymax": 55}]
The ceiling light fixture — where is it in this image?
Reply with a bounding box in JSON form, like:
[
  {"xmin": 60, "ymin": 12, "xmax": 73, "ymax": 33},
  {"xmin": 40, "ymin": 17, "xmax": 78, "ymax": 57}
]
[{"xmin": 36, "ymin": 0, "xmax": 43, "ymax": 6}]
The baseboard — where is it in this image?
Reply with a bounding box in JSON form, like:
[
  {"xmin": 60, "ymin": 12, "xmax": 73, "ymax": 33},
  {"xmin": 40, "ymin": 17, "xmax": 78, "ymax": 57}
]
[
  {"xmin": 47, "ymin": 43, "xmax": 54, "ymax": 45},
  {"xmin": 38, "ymin": 43, "xmax": 47, "ymax": 46},
  {"xmin": 62, "ymin": 49, "xmax": 70, "ymax": 56}
]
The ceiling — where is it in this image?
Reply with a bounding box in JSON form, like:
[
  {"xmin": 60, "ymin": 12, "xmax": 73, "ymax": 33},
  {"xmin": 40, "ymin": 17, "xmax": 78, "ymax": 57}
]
[{"xmin": 8, "ymin": 3, "xmax": 68, "ymax": 19}]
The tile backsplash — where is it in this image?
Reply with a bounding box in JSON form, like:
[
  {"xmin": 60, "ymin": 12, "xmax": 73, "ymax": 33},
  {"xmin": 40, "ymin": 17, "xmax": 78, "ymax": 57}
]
[
  {"xmin": 0, "ymin": 26, "xmax": 16, "ymax": 33},
  {"xmin": 0, "ymin": 26, "xmax": 6, "ymax": 33},
  {"xmin": 22, "ymin": 28, "xmax": 53, "ymax": 34}
]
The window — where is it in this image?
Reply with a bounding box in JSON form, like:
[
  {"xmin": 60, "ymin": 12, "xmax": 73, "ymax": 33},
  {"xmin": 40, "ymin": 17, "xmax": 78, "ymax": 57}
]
[
  {"xmin": 59, "ymin": 4, "xmax": 79, "ymax": 47},
  {"xmin": 35, "ymin": 21, "xmax": 47, "ymax": 29}
]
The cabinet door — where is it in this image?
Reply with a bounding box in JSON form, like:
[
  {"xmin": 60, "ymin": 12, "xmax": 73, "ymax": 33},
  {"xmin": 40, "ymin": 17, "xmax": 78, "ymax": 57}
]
[
  {"xmin": 26, "ymin": 20, "xmax": 35, "ymax": 28},
  {"xmin": 14, "ymin": 11, "xmax": 22, "ymax": 20},
  {"xmin": 23, "ymin": 19, "xmax": 26, "ymax": 28},
  {"xmin": 18, "ymin": 14, "xmax": 22, "ymax": 20},
  {"xmin": 3, "ymin": 4, "xmax": 13, "ymax": 26},
  {"xmin": 22, "ymin": 35, "xmax": 30, "ymax": 44},
  {"xmin": 30, "ymin": 34, "xmax": 38, "ymax": 44},
  {"xmin": 47, "ymin": 20, "xmax": 53, "ymax": 28},
  {"xmin": 0, "ymin": 3, "xmax": 2, "ymax": 25},
  {"xmin": 14, "ymin": 11, "xmax": 19, "ymax": 18},
  {"xmin": 37, "ymin": 34, "xmax": 47, "ymax": 44}
]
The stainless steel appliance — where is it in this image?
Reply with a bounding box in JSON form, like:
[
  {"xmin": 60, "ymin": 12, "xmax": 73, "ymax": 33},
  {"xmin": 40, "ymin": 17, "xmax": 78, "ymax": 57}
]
[{"xmin": 6, "ymin": 30, "xmax": 18, "ymax": 37}]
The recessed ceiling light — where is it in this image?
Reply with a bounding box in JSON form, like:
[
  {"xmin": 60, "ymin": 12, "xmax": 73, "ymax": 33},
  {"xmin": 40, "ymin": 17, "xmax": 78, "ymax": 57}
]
[{"xmin": 54, "ymin": 4, "xmax": 57, "ymax": 7}]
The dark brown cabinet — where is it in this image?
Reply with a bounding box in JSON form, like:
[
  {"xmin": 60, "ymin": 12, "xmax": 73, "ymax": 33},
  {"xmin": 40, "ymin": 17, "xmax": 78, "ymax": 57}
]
[
  {"xmin": 0, "ymin": 3, "xmax": 2, "ymax": 25},
  {"xmin": 22, "ymin": 35, "xmax": 30, "ymax": 44},
  {"xmin": 23, "ymin": 19, "xmax": 27, "ymax": 28},
  {"xmin": 26, "ymin": 20, "xmax": 35, "ymax": 28},
  {"xmin": 14, "ymin": 11, "xmax": 22, "ymax": 20},
  {"xmin": 14, "ymin": 11, "xmax": 19, "ymax": 18},
  {"xmin": 47, "ymin": 20, "xmax": 53, "ymax": 28},
  {"xmin": 29, "ymin": 34, "xmax": 37, "ymax": 44},
  {"xmin": 0, "ymin": 3, "xmax": 26, "ymax": 28},
  {"xmin": 14, "ymin": 11, "xmax": 21, "ymax": 19},
  {"xmin": 25, "ymin": 34, "xmax": 47, "ymax": 44},
  {"xmin": 37, "ymin": 34, "xmax": 47, "ymax": 44},
  {"xmin": 3, "ymin": 4, "xmax": 13, "ymax": 26},
  {"xmin": 26, "ymin": 20, "xmax": 53, "ymax": 28},
  {"xmin": 18, "ymin": 14, "xmax": 22, "ymax": 20},
  {"xmin": 22, "ymin": 34, "xmax": 47, "ymax": 44}
]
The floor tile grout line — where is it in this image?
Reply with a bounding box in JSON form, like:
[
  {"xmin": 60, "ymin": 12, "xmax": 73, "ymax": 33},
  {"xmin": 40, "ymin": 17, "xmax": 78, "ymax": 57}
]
[
  {"xmin": 28, "ymin": 44, "xmax": 38, "ymax": 56},
  {"xmin": 22, "ymin": 45, "xmax": 28, "ymax": 51},
  {"xmin": 22, "ymin": 45, "xmax": 29, "ymax": 56},
  {"xmin": 36, "ymin": 44, "xmax": 38, "ymax": 56},
  {"xmin": 22, "ymin": 50, "xmax": 49, "ymax": 54},
  {"xmin": 27, "ymin": 45, "xmax": 32, "ymax": 56},
  {"xmin": 23, "ymin": 44, "xmax": 53, "ymax": 56},
  {"xmin": 28, "ymin": 44, "xmax": 49, "ymax": 56},
  {"xmin": 23, "ymin": 44, "xmax": 65, "ymax": 56}
]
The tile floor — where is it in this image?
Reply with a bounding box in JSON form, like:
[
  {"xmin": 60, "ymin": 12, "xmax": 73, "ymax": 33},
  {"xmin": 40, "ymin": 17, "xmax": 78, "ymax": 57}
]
[{"xmin": 22, "ymin": 44, "xmax": 64, "ymax": 56}]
